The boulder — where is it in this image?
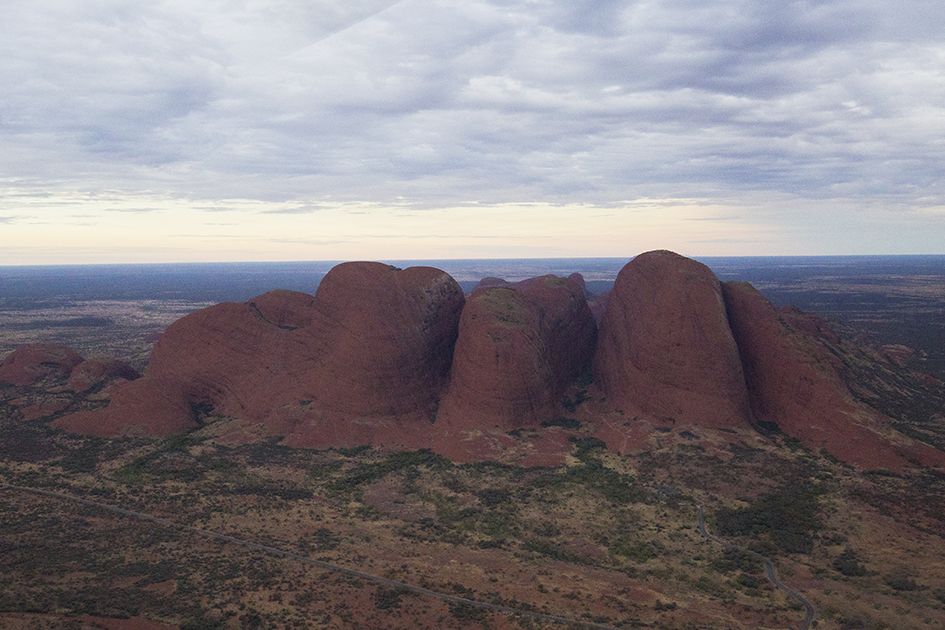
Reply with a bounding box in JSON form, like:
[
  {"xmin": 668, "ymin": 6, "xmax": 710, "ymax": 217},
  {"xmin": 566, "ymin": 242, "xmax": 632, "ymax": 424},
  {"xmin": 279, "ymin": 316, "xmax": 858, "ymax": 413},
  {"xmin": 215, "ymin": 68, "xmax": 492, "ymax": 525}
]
[
  {"xmin": 593, "ymin": 250, "xmax": 751, "ymax": 429},
  {"xmin": 438, "ymin": 274, "xmax": 596, "ymax": 431},
  {"xmin": 0, "ymin": 344, "xmax": 84, "ymax": 386}
]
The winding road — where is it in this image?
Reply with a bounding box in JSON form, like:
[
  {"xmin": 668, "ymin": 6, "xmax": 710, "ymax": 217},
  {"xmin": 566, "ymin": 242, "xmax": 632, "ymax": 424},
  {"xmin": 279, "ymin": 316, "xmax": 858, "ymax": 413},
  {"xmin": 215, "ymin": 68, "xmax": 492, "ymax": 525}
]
[{"xmin": 693, "ymin": 499, "xmax": 816, "ymax": 630}]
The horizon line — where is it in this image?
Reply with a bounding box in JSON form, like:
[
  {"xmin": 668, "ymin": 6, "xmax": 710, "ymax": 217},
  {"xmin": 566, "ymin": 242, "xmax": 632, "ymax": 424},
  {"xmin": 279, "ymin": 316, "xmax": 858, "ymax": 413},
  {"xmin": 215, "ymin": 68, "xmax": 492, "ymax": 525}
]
[{"xmin": 4, "ymin": 252, "xmax": 945, "ymax": 269}]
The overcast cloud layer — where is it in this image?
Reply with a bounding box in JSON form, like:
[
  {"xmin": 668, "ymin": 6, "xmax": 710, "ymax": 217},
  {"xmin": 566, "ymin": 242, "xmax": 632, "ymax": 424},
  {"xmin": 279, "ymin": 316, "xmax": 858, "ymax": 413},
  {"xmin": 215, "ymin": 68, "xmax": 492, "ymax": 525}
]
[{"xmin": 2, "ymin": 0, "xmax": 945, "ymax": 262}]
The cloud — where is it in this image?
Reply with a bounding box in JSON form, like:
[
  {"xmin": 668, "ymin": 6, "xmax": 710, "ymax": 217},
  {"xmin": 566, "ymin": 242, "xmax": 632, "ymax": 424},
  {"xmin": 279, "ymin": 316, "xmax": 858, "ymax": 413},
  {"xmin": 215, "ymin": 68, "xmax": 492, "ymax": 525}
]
[
  {"xmin": 2, "ymin": 0, "xmax": 945, "ymax": 260},
  {"xmin": 261, "ymin": 205, "xmax": 325, "ymax": 215}
]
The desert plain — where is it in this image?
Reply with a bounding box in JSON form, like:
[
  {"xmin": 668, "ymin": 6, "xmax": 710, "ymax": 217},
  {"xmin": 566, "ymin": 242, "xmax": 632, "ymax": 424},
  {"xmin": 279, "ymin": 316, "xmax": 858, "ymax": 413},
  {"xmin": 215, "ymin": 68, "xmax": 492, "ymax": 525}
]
[{"xmin": 2, "ymin": 256, "xmax": 945, "ymax": 630}]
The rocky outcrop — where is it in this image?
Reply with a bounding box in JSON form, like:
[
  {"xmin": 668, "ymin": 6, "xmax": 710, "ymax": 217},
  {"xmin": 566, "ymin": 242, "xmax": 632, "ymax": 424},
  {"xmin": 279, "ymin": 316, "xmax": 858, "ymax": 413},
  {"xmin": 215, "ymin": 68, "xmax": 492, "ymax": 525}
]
[
  {"xmin": 37, "ymin": 254, "xmax": 945, "ymax": 470},
  {"xmin": 593, "ymin": 250, "xmax": 751, "ymax": 429},
  {"xmin": 722, "ymin": 281, "xmax": 945, "ymax": 470},
  {"xmin": 0, "ymin": 346, "xmax": 140, "ymax": 426},
  {"xmin": 300, "ymin": 263, "xmax": 464, "ymax": 421},
  {"xmin": 55, "ymin": 263, "xmax": 466, "ymax": 444},
  {"xmin": 0, "ymin": 345, "xmax": 84, "ymax": 387},
  {"xmin": 438, "ymin": 274, "xmax": 596, "ymax": 432},
  {"xmin": 52, "ymin": 377, "xmax": 198, "ymax": 437},
  {"xmin": 66, "ymin": 358, "xmax": 140, "ymax": 393}
]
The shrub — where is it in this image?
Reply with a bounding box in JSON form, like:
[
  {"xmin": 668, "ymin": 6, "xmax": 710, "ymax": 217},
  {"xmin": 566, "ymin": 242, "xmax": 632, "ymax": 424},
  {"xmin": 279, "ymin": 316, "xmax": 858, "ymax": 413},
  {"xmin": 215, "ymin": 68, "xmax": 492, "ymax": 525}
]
[
  {"xmin": 833, "ymin": 548, "xmax": 867, "ymax": 577},
  {"xmin": 715, "ymin": 481, "xmax": 822, "ymax": 556},
  {"xmin": 541, "ymin": 416, "xmax": 582, "ymax": 430},
  {"xmin": 884, "ymin": 573, "xmax": 920, "ymax": 591},
  {"xmin": 712, "ymin": 548, "xmax": 763, "ymax": 575},
  {"xmin": 478, "ymin": 488, "xmax": 512, "ymax": 507},
  {"xmin": 374, "ymin": 586, "xmax": 409, "ymax": 610}
]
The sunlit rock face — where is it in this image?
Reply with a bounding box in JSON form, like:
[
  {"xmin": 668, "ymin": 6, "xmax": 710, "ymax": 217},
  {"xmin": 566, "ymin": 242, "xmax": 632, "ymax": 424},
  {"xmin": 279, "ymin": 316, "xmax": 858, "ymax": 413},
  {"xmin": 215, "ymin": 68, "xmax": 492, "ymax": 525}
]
[
  {"xmin": 438, "ymin": 274, "xmax": 597, "ymax": 432},
  {"xmin": 593, "ymin": 250, "xmax": 752, "ymax": 429}
]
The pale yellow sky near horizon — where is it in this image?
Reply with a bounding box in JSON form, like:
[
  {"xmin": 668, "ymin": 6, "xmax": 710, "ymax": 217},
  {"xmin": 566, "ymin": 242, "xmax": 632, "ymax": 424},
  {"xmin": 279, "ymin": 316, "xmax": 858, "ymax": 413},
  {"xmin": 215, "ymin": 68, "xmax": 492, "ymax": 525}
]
[
  {"xmin": 0, "ymin": 193, "xmax": 765, "ymax": 265},
  {"xmin": 5, "ymin": 187, "xmax": 938, "ymax": 266}
]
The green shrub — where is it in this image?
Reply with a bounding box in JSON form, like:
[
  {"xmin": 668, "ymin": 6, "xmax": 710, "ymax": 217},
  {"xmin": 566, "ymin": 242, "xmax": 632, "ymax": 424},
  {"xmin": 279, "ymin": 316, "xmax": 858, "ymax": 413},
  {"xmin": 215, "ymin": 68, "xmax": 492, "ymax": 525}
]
[
  {"xmin": 884, "ymin": 573, "xmax": 920, "ymax": 591},
  {"xmin": 612, "ymin": 540, "xmax": 654, "ymax": 563},
  {"xmin": 541, "ymin": 416, "xmax": 582, "ymax": 430},
  {"xmin": 833, "ymin": 548, "xmax": 867, "ymax": 577},
  {"xmin": 712, "ymin": 547, "xmax": 763, "ymax": 574},
  {"xmin": 478, "ymin": 488, "xmax": 512, "ymax": 507},
  {"xmin": 715, "ymin": 482, "xmax": 822, "ymax": 556},
  {"xmin": 374, "ymin": 586, "xmax": 409, "ymax": 610}
]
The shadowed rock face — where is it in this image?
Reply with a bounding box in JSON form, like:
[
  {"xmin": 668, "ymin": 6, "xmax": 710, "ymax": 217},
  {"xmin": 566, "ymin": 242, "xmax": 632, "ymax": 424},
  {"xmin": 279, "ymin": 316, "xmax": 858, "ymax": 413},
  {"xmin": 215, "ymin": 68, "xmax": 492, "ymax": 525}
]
[
  {"xmin": 593, "ymin": 250, "xmax": 752, "ymax": 429},
  {"xmin": 438, "ymin": 274, "xmax": 596, "ymax": 432},
  {"xmin": 0, "ymin": 345, "xmax": 84, "ymax": 386}
]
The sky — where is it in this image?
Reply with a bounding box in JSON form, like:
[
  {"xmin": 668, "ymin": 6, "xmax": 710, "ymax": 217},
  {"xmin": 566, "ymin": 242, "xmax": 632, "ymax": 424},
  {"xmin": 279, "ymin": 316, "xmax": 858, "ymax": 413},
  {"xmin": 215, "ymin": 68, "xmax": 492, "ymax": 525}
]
[{"xmin": 2, "ymin": 0, "xmax": 945, "ymax": 264}]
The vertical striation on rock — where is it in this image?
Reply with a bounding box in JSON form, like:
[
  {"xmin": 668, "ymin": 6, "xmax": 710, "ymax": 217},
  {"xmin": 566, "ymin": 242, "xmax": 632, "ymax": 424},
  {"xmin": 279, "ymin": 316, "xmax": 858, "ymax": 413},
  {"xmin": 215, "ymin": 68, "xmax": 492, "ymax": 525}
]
[
  {"xmin": 593, "ymin": 250, "xmax": 751, "ymax": 428},
  {"xmin": 304, "ymin": 262, "xmax": 465, "ymax": 420}
]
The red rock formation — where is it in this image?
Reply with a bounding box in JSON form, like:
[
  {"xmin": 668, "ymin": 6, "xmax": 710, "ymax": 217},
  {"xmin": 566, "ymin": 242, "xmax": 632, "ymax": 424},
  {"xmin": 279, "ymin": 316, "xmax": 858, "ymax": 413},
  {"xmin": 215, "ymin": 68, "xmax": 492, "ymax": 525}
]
[
  {"xmin": 722, "ymin": 281, "xmax": 945, "ymax": 470},
  {"xmin": 0, "ymin": 344, "xmax": 84, "ymax": 386},
  {"xmin": 587, "ymin": 289, "xmax": 610, "ymax": 324},
  {"xmin": 144, "ymin": 298, "xmax": 301, "ymax": 423},
  {"xmin": 438, "ymin": 274, "xmax": 596, "ymax": 432},
  {"xmin": 39, "ymin": 256, "xmax": 945, "ymax": 471},
  {"xmin": 301, "ymin": 263, "xmax": 465, "ymax": 420},
  {"xmin": 52, "ymin": 377, "xmax": 197, "ymax": 437},
  {"xmin": 18, "ymin": 398, "xmax": 72, "ymax": 422},
  {"xmin": 66, "ymin": 358, "xmax": 141, "ymax": 393},
  {"xmin": 55, "ymin": 263, "xmax": 465, "ymax": 444},
  {"xmin": 593, "ymin": 250, "xmax": 751, "ymax": 429},
  {"xmin": 469, "ymin": 277, "xmax": 511, "ymax": 292}
]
